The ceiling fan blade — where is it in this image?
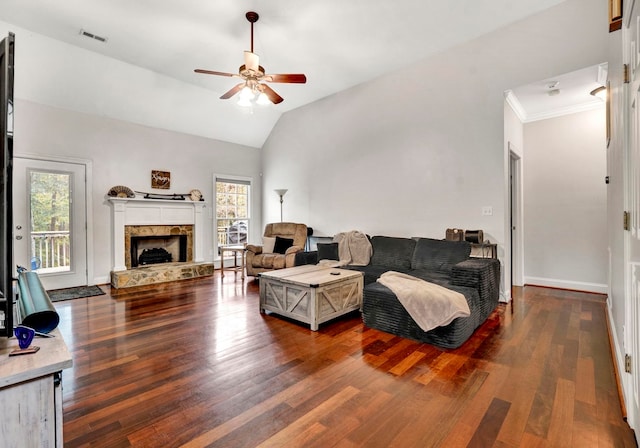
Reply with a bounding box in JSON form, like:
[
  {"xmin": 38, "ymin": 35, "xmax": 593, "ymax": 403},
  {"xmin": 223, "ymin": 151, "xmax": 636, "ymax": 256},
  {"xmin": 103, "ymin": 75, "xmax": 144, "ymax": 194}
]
[
  {"xmin": 244, "ymin": 51, "xmax": 260, "ymax": 72},
  {"xmin": 260, "ymin": 84, "xmax": 284, "ymax": 104},
  {"xmin": 195, "ymin": 69, "xmax": 236, "ymax": 77},
  {"xmin": 265, "ymin": 73, "xmax": 307, "ymax": 84},
  {"xmin": 220, "ymin": 83, "xmax": 245, "ymax": 99}
]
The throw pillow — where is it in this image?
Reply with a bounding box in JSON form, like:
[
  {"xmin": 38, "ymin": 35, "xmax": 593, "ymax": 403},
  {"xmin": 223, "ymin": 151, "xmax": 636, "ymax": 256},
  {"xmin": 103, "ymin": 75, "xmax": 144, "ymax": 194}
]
[
  {"xmin": 317, "ymin": 242, "xmax": 339, "ymax": 261},
  {"xmin": 273, "ymin": 236, "xmax": 294, "ymax": 254},
  {"xmin": 262, "ymin": 236, "xmax": 276, "ymax": 254}
]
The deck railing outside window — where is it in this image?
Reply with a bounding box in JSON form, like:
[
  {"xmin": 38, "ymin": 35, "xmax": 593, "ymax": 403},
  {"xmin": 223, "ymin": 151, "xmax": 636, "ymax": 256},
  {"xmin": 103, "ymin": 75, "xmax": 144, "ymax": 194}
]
[{"xmin": 217, "ymin": 227, "xmax": 229, "ymax": 246}]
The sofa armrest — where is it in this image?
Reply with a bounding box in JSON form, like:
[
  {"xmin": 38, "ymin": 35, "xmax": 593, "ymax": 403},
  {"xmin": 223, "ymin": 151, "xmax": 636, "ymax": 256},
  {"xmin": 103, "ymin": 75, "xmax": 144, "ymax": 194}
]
[
  {"xmin": 284, "ymin": 245, "xmax": 305, "ymax": 268},
  {"xmin": 246, "ymin": 244, "xmax": 262, "ymax": 254},
  {"xmin": 451, "ymin": 258, "xmax": 500, "ymax": 304},
  {"xmin": 285, "ymin": 245, "xmax": 304, "ymax": 255}
]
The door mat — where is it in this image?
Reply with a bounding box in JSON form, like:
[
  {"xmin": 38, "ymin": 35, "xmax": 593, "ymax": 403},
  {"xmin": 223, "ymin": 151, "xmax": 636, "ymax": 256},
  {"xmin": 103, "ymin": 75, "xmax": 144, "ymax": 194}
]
[{"xmin": 47, "ymin": 285, "xmax": 106, "ymax": 302}]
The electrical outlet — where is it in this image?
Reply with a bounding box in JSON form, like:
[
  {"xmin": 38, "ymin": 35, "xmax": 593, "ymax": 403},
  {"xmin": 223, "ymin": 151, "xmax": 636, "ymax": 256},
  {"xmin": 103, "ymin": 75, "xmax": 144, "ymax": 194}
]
[{"xmin": 482, "ymin": 206, "xmax": 493, "ymax": 216}]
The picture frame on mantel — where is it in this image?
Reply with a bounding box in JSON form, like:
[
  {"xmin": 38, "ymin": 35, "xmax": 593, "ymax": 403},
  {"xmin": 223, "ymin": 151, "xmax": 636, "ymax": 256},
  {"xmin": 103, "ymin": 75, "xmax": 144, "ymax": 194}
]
[
  {"xmin": 151, "ymin": 170, "xmax": 170, "ymax": 189},
  {"xmin": 610, "ymin": 0, "xmax": 623, "ymax": 32}
]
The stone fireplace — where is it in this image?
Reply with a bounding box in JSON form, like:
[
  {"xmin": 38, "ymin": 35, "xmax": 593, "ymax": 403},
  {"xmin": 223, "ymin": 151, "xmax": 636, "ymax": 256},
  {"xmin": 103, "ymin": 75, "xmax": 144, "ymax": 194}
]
[
  {"xmin": 109, "ymin": 198, "xmax": 213, "ymax": 288},
  {"xmin": 125, "ymin": 225, "xmax": 192, "ymax": 268}
]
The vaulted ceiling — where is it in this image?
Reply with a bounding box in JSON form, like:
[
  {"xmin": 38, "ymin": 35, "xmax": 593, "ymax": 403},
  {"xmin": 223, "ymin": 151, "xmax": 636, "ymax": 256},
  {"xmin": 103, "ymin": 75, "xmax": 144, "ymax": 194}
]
[{"xmin": 1, "ymin": 1, "xmax": 573, "ymax": 147}]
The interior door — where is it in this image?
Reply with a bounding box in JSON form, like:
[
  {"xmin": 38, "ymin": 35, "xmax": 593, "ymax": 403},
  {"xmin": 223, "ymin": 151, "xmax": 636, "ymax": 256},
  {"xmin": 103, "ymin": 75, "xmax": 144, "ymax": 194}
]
[
  {"xmin": 626, "ymin": 5, "xmax": 640, "ymax": 432},
  {"xmin": 628, "ymin": 88, "xmax": 640, "ymax": 434},
  {"xmin": 13, "ymin": 157, "xmax": 87, "ymax": 290}
]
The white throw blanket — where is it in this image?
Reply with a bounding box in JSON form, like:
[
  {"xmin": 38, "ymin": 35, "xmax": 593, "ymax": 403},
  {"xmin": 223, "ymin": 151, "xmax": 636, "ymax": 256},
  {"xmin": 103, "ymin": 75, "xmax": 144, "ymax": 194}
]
[
  {"xmin": 333, "ymin": 230, "xmax": 372, "ymax": 266},
  {"xmin": 377, "ymin": 271, "xmax": 470, "ymax": 332}
]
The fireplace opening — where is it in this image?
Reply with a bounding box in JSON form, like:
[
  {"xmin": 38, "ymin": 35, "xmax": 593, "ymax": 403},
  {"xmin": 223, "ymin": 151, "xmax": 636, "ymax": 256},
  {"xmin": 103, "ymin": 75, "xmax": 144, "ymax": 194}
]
[{"xmin": 130, "ymin": 235, "xmax": 187, "ymax": 268}]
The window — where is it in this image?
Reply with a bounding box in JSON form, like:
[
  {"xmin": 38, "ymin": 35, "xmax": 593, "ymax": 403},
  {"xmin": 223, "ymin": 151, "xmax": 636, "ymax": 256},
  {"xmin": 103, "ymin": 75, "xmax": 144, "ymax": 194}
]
[{"xmin": 215, "ymin": 176, "xmax": 250, "ymax": 249}]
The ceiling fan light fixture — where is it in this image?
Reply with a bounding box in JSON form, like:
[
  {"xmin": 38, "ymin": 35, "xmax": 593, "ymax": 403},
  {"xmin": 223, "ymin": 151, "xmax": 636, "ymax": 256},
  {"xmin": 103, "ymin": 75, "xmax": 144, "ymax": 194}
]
[
  {"xmin": 237, "ymin": 96, "xmax": 253, "ymax": 108},
  {"xmin": 194, "ymin": 11, "xmax": 306, "ymax": 105},
  {"xmin": 239, "ymin": 85, "xmax": 255, "ymax": 101},
  {"xmin": 256, "ymin": 92, "xmax": 271, "ymax": 106}
]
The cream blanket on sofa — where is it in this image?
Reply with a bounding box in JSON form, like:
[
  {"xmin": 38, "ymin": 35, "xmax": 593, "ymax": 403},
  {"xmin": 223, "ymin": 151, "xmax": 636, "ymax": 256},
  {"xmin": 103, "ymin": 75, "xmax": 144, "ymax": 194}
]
[
  {"xmin": 333, "ymin": 230, "xmax": 372, "ymax": 266},
  {"xmin": 377, "ymin": 271, "xmax": 470, "ymax": 332}
]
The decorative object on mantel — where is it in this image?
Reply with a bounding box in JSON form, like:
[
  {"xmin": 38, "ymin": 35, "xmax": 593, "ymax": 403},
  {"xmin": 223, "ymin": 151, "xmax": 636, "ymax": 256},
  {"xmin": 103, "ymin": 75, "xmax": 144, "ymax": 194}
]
[
  {"xmin": 151, "ymin": 170, "xmax": 171, "ymax": 189},
  {"xmin": 107, "ymin": 185, "xmax": 135, "ymax": 198},
  {"xmin": 189, "ymin": 189, "xmax": 204, "ymax": 201},
  {"xmin": 134, "ymin": 191, "xmax": 187, "ymax": 200}
]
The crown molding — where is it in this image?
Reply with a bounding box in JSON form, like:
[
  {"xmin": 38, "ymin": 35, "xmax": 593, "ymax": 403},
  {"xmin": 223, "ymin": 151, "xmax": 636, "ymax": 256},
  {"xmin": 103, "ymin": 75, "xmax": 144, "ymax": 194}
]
[
  {"xmin": 504, "ymin": 89, "xmax": 604, "ymax": 123},
  {"xmin": 504, "ymin": 90, "xmax": 527, "ymax": 122},
  {"xmin": 522, "ymin": 100, "xmax": 604, "ymax": 123}
]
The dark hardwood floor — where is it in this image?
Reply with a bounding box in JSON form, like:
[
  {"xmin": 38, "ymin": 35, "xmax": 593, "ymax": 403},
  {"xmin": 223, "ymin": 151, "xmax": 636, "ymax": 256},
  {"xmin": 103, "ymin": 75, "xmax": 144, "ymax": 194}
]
[{"xmin": 54, "ymin": 272, "xmax": 637, "ymax": 447}]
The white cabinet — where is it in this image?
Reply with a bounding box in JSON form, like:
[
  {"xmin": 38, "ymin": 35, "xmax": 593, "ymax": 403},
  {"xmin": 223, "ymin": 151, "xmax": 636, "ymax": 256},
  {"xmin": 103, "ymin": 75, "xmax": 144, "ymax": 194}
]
[{"xmin": 0, "ymin": 330, "xmax": 72, "ymax": 448}]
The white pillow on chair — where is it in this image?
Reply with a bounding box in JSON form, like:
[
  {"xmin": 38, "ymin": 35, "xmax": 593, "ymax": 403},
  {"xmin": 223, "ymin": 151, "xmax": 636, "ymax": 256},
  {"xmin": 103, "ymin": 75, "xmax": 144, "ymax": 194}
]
[{"xmin": 263, "ymin": 236, "xmax": 276, "ymax": 254}]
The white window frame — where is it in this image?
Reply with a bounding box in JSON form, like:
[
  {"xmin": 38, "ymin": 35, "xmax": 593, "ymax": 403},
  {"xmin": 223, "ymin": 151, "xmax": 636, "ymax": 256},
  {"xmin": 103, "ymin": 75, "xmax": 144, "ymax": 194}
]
[{"xmin": 214, "ymin": 174, "xmax": 252, "ymax": 258}]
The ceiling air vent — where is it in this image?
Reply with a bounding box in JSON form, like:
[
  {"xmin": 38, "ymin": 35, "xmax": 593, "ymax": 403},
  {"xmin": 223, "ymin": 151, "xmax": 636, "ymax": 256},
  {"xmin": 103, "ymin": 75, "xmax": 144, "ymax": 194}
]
[{"xmin": 79, "ymin": 29, "xmax": 108, "ymax": 43}]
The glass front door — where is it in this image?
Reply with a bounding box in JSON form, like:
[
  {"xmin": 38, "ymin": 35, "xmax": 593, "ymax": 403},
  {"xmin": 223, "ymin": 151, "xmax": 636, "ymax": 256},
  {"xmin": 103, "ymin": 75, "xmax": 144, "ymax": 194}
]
[{"xmin": 14, "ymin": 158, "xmax": 87, "ymax": 289}]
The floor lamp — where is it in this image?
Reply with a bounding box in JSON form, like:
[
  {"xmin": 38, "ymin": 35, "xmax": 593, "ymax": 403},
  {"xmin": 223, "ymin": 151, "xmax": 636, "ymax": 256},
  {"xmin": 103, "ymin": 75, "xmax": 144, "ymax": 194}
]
[{"xmin": 274, "ymin": 189, "xmax": 288, "ymax": 222}]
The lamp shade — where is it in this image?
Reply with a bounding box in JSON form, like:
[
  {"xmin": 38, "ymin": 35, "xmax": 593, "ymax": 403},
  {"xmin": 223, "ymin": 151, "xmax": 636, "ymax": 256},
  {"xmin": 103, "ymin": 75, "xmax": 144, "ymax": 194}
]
[{"xmin": 274, "ymin": 189, "xmax": 288, "ymax": 197}]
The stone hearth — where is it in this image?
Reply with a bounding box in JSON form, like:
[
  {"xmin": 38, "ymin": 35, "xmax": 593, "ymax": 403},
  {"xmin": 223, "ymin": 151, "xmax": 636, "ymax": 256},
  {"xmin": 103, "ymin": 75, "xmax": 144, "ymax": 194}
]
[{"xmin": 111, "ymin": 262, "xmax": 214, "ymax": 288}]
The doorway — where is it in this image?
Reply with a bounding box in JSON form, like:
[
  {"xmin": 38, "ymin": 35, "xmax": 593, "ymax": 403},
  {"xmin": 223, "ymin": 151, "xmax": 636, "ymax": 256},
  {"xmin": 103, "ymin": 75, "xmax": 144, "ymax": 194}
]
[
  {"xmin": 13, "ymin": 157, "xmax": 89, "ymax": 290},
  {"xmin": 509, "ymin": 144, "xmax": 523, "ymax": 287}
]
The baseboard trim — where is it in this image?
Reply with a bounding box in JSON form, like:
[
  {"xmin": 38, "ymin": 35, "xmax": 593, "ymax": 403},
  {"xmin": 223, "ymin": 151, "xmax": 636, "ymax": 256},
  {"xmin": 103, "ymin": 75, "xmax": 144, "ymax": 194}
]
[{"xmin": 524, "ymin": 276, "xmax": 607, "ymax": 294}]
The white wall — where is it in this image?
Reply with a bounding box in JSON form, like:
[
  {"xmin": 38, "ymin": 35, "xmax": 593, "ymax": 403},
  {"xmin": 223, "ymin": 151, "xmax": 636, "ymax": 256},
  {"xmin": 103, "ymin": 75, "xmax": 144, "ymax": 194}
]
[
  {"xmin": 13, "ymin": 100, "xmax": 262, "ymax": 284},
  {"xmin": 523, "ymin": 108, "xmax": 607, "ymax": 292},
  {"xmin": 262, "ymin": 0, "xmax": 610, "ymax": 298}
]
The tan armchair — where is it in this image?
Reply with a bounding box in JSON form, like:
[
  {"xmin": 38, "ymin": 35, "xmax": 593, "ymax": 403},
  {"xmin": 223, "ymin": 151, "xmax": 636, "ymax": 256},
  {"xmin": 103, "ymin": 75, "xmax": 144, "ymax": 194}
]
[{"xmin": 246, "ymin": 222, "xmax": 308, "ymax": 277}]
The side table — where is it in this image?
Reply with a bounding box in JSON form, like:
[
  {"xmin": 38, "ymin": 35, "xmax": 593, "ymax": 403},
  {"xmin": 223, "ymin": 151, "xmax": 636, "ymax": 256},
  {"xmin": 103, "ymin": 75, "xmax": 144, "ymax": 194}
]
[
  {"xmin": 470, "ymin": 242, "xmax": 497, "ymax": 259},
  {"xmin": 220, "ymin": 244, "xmax": 246, "ymax": 279}
]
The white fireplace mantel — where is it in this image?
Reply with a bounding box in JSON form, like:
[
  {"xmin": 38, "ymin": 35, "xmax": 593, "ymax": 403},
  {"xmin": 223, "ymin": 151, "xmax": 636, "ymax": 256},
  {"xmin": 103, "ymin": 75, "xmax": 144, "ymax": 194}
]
[{"xmin": 108, "ymin": 197, "xmax": 206, "ymax": 272}]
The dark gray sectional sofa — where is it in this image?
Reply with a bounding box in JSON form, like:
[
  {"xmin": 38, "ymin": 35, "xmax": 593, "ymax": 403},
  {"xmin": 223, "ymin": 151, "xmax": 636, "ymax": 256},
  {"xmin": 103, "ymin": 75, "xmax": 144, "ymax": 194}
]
[{"xmin": 295, "ymin": 236, "xmax": 500, "ymax": 349}]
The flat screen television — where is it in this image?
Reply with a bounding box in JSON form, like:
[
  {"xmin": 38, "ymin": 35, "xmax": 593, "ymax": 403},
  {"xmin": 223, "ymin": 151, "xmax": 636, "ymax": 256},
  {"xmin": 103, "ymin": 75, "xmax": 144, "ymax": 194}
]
[{"xmin": 0, "ymin": 32, "xmax": 15, "ymax": 337}]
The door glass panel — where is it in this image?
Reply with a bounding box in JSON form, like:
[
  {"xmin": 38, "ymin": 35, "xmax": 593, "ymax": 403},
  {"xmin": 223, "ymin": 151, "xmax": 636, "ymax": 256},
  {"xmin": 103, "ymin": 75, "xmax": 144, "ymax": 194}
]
[{"xmin": 29, "ymin": 170, "xmax": 72, "ymax": 273}]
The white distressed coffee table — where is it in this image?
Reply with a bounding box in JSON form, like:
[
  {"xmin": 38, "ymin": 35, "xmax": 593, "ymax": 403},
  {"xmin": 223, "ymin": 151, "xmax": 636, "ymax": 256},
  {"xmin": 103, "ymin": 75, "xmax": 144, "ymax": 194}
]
[{"xmin": 259, "ymin": 265, "xmax": 364, "ymax": 330}]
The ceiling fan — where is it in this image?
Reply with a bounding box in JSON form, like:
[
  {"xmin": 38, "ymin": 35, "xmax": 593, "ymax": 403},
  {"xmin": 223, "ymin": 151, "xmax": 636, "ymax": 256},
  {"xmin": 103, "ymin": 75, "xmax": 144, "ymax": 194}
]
[{"xmin": 194, "ymin": 11, "xmax": 306, "ymax": 105}]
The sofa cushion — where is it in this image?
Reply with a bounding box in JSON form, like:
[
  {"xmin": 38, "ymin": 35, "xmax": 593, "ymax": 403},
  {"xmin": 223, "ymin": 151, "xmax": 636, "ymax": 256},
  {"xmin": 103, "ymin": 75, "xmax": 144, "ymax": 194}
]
[
  {"xmin": 274, "ymin": 236, "xmax": 294, "ymax": 254},
  {"xmin": 317, "ymin": 242, "xmax": 339, "ymax": 261},
  {"xmin": 409, "ymin": 269, "xmax": 453, "ymax": 287},
  {"xmin": 370, "ymin": 236, "xmax": 416, "ymax": 270},
  {"xmin": 411, "ymin": 238, "xmax": 471, "ymax": 273},
  {"xmin": 343, "ymin": 264, "xmax": 412, "ymax": 286},
  {"xmin": 252, "ymin": 253, "xmax": 286, "ymax": 270}
]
